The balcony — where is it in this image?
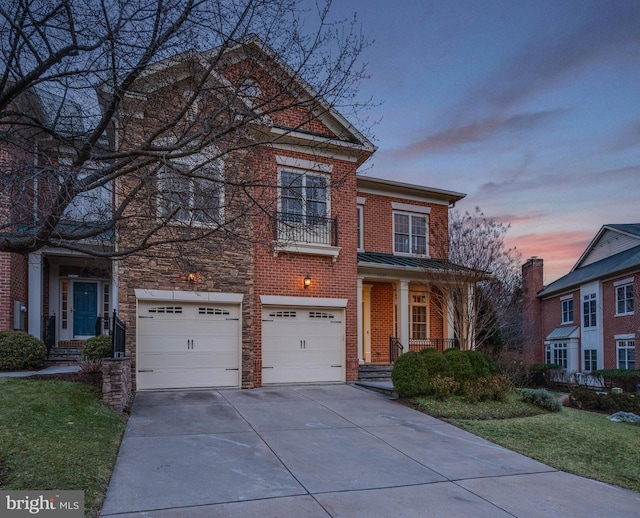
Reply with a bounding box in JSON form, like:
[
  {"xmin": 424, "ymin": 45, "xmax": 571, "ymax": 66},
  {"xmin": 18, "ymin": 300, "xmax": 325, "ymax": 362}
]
[{"xmin": 273, "ymin": 212, "xmax": 340, "ymax": 259}]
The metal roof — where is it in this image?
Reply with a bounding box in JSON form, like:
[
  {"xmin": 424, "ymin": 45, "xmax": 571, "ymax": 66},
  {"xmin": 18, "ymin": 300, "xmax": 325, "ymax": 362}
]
[
  {"xmin": 357, "ymin": 252, "xmax": 472, "ymax": 273},
  {"xmin": 546, "ymin": 326, "xmax": 580, "ymax": 340},
  {"xmin": 539, "ymin": 244, "xmax": 640, "ymax": 298}
]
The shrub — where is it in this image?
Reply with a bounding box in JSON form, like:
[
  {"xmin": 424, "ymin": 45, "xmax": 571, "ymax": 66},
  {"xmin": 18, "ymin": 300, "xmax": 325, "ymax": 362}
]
[
  {"xmin": 420, "ymin": 349, "xmax": 453, "ymax": 378},
  {"xmin": 442, "ymin": 349, "xmax": 474, "ymax": 390},
  {"xmin": 591, "ymin": 369, "xmax": 640, "ymax": 393},
  {"xmin": 519, "ymin": 388, "xmax": 562, "ymax": 412},
  {"xmin": 431, "ymin": 375, "xmax": 459, "ymax": 401},
  {"xmin": 463, "ymin": 350, "xmax": 495, "ymax": 379},
  {"xmin": 0, "ymin": 331, "xmax": 47, "ymax": 370},
  {"xmin": 464, "ymin": 375, "xmax": 512, "ymax": 403},
  {"xmin": 78, "ymin": 359, "xmax": 104, "ymax": 374},
  {"xmin": 82, "ymin": 335, "xmax": 112, "ymax": 360},
  {"xmin": 391, "ymin": 351, "xmax": 430, "ymax": 397},
  {"xmin": 569, "ymin": 388, "xmax": 640, "ymax": 414}
]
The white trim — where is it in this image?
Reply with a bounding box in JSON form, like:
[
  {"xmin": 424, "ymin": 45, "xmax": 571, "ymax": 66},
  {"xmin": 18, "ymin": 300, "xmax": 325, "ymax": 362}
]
[
  {"xmin": 134, "ymin": 289, "xmax": 243, "ymax": 304},
  {"xmin": 560, "ymin": 294, "xmax": 573, "ymax": 301},
  {"xmin": 614, "ymin": 334, "xmax": 635, "ymax": 340},
  {"xmin": 260, "ymin": 295, "xmax": 348, "ymax": 307},
  {"xmin": 357, "ymin": 196, "xmax": 366, "ymax": 205},
  {"xmin": 614, "ymin": 277, "xmax": 634, "ymax": 287},
  {"xmin": 391, "ymin": 202, "xmax": 431, "ymax": 214},
  {"xmin": 276, "ymin": 155, "xmax": 333, "ymax": 173},
  {"xmin": 357, "ymin": 186, "xmax": 451, "ymax": 206}
]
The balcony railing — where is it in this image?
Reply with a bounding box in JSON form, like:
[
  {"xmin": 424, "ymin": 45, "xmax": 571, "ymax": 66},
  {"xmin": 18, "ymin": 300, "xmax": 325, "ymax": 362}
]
[
  {"xmin": 275, "ymin": 212, "xmax": 338, "ymax": 247},
  {"xmin": 408, "ymin": 338, "xmax": 459, "ymax": 353}
]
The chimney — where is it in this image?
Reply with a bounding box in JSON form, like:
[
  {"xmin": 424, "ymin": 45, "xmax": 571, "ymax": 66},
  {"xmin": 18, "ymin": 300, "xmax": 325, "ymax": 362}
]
[{"xmin": 522, "ymin": 257, "xmax": 544, "ymax": 363}]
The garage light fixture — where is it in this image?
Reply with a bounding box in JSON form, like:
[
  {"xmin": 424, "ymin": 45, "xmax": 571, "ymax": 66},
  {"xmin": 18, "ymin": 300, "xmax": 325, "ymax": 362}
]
[
  {"xmin": 187, "ymin": 272, "xmax": 197, "ymax": 284},
  {"xmin": 303, "ymin": 274, "xmax": 311, "ymax": 290}
]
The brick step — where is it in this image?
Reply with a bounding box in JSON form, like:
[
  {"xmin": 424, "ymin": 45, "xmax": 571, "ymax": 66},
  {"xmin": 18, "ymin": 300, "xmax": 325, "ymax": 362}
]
[{"xmin": 358, "ymin": 363, "xmax": 393, "ymax": 381}]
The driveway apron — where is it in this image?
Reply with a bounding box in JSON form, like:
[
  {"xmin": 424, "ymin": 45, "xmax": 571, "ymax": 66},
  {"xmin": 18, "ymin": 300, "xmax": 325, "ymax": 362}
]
[{"xmin": 101, "ymin": 384, "xmax": 640, "ymax": 517}]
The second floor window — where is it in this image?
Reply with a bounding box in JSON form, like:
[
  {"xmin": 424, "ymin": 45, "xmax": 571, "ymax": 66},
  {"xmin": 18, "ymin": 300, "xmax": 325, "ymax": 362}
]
[
  {"xmin": 280, "ymin": 170, "xmax": 328, "ymax": 224},
  {"xmin": 159, "ymin": 164, "xmax": 223, "ymax": 226},
  {"xmin": 616, "ymin": 283, "xmax": 634, "ymax": 316},
  {"xmin": 561, "ymin": 298, "xmax": 573, "ymax": 324},
  {"xmin": 394, "ymin": 212, "xmax": 427, "ymax": 255},
  {"xmin": 583, "ymin": 293, "xmax": 597, "ymax": 328}
]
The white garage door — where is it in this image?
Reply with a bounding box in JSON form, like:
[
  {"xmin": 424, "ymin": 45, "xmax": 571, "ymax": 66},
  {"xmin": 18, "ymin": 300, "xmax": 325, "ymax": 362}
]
[
  {"xmin": 262, "ymin": 306, "xmax": 344, "ymax": 384},
  {"xmin": 137, "ymin": 301, "xmax": 241, "ymax": 390}
]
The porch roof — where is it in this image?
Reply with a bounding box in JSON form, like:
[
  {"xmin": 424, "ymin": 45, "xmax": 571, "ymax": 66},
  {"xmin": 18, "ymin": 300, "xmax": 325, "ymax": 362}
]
[{"xmin": 357, "ymin": 252, "xmax": 470, "ymax": 273}]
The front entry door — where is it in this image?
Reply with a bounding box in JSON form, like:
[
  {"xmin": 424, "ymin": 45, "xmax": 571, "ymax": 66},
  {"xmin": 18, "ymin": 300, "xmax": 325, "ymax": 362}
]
[{"xmin": 73, "ymin": 282, "xmax": 98, "ymax": 337}]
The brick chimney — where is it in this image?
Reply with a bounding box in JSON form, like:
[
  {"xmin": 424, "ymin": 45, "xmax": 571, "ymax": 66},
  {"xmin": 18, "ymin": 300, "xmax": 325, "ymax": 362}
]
[{"xmin": 522, "ymin": 257, "xmax": 544, "ymax": 363}]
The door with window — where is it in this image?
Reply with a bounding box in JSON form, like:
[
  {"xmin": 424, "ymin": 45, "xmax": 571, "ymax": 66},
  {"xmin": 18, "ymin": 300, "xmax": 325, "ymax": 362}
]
[{"xmin": 59, "ymin": 279, "xmax": 109, "ymax": 340}]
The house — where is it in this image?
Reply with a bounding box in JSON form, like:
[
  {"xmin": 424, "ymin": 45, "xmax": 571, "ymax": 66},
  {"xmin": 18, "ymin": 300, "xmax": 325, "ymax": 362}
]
[
  {"xmin": 1, "ymin": 37, "xmax": 467, "ymax": 390},
  {"xmin": 522, "ymin": 224, "xmax": 640, "ymax": 374}
]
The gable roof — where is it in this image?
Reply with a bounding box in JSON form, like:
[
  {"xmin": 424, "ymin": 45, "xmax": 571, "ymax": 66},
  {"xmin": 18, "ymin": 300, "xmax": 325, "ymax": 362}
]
[
  {"xmin": 538, "ymin": 243, "xmax": 640, "ymax": 298},
  {"xmin": 573, "ymin": 223, "xmax": 640, "ymax": 270}
]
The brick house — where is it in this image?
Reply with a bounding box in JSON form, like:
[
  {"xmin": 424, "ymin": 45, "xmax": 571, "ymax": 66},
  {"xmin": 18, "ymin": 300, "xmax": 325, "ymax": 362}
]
[
  {"xmin": 522, "ymin": 224, "xmax": 640, "ymax": 374},
  {"xmin": 1, "ymin": 37, "xmax": 468, "ymax": 389}
]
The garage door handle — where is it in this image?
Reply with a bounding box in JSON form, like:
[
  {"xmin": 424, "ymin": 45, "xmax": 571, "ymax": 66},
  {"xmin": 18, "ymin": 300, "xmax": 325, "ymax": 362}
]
[
  {"xmin": 331, "ymin": 365, "xmax": 342, "ymax": 368},
  {"xmin": 138, "ymin": 369, "xmax": 154, "ymax": 372},
  {"xmin": 263, "ymin": 366, "xmax": 274, "ymax": 369},
  {"xmin": 225, "ymin": 368, "xmax": 239, "ymax": 371}
]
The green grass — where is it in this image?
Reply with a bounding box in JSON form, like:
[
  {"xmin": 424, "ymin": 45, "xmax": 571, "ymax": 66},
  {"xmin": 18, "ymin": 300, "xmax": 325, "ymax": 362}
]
[
  {"xmin": 0, "ymin": 378, "xmax": 127, "ymax": 517},
  {"xmin": 411, "ymin": 392, "xmax": 640, "ymax": 493}
]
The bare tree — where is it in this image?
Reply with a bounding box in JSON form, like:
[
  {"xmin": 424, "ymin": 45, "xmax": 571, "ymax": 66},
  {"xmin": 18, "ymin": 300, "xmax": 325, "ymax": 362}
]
[
  {"xmin": 420, "ymin": 207, "xmax": 522, "ymax": 351},
  {"xmin": 0, "ymin": 0, "xmax": 373, "ymax": 257}
]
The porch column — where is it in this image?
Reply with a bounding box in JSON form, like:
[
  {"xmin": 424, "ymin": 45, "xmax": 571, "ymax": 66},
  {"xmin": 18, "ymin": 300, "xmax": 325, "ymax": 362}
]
[
  {"xmin": 397, "ymin": 280, "xmax": 410, "ymax": 351},
  {"xmin": 357, "ymin": 277, "xmax": 363, "ymax": 364},
  {"xmin": 27, "ymin": 251, "xmax": 43, "ymax": 339}
]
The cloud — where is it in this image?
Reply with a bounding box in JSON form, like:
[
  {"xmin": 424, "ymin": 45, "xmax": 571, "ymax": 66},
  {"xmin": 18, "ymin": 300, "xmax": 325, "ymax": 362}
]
[
  {"xmin": 475, "ymin": 2, "xmax": 640, "ymax": 111},
  {"xmin": 395, "ymin": 109, "xmax": 566, "ymax": 156}
]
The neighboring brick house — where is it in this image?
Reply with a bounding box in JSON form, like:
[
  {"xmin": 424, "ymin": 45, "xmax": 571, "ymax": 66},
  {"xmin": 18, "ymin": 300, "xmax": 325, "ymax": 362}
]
[
  {"xmin": 522, "ymin": 224, "xmax": 640, "ymax": 374},
  {"xmin": 2, "ymin": 37, "xmax": 468, "ymax": 390}
]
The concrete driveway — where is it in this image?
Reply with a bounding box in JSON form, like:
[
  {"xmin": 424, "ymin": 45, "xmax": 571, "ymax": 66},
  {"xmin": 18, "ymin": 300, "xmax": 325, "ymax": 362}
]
[{"xmin": 101, "ymin": 384, "xmax": 640, "ymax": 517}]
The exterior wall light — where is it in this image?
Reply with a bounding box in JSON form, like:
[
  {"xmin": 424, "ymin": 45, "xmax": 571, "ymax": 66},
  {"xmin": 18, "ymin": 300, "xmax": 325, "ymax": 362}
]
[
  {"xmin": 303, "ymin": 274, "xmax": 311, "ymax": 290},
  {"xmin": 187, "ymin": 272, "xmax": 197, "ymax": 284}
]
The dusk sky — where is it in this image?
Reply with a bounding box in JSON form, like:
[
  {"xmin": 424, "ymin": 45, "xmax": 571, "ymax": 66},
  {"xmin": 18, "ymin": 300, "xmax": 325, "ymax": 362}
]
[{"xmin": 323, "ymin": 0, "xmax": 640, "ymax": 283}]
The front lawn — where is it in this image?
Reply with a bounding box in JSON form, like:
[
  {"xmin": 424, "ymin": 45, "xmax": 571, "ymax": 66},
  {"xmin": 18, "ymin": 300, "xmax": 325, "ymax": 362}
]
[
  {"xmin": 411, "ymin": 393, "xmax": 640, "ymax": 493},
  {"xmin": 0, "ymin": 378, "xmax": 127, "ymax": 517}
]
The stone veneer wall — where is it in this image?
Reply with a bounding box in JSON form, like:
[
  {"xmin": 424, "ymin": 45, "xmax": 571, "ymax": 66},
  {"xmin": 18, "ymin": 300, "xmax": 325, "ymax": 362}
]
[{"xmin": 102, "ymin": 358, "xmax": 133, "ymax": 411}]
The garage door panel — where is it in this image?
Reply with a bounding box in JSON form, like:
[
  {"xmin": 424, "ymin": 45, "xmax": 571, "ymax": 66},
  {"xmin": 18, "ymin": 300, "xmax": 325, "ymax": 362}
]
[
  {"xmin": 137, "ymin": 300, "xmax": 241, "ymax": 390},
  {"xmin": 261, "ymin": 306, "xmax": 344, "ymax": 384}
]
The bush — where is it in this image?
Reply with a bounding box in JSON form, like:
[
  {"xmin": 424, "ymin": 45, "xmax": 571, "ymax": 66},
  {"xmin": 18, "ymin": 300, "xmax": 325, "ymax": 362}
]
[
  {"xmin": 420, "ymin": 348, "xmax": 453, "ymax": 378},
  {"xmin": 443, "ymin": 349, "xmax": 474, "ymax": 390},
  {"xmin": 463, "ymin": 350, "xmax": 495, "ymax": 379},
  {"xmin": 78, "ymin": 359, "xmax": 104, "ymax": 374},
  {"xmin": 391, "ymin": 351, "xmax": 430, "ymax": 397},
  {"xmin": 465, "ymin": 375, "xmax": 512, "ymax": 403},
  {"xmin": 591, "ymin": 369, "xmax": 640, "ymax": 393},
  {"xmin": 431, "ymin": 375, "xmax": 459, "ymax": 401},
  {"xmin": 0, "ymin": 331, "xmax": 47, "ymax": 370},
  {"xmin": 519, "ymin": 388, "xmax": 562, "ymax": 412},
  {"xmin": 82, "ymin": 335, "xmax": 112, "ymax": 360},
  {"xmin": 569, "ymin": 388, "xmax": 640, "ymax": 414}
]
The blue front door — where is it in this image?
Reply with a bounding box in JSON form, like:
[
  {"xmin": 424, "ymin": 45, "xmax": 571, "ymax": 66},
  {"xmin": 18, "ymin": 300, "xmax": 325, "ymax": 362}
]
[{"xmin": 73, "ymin": 282, "xmax": 98, "ymax": 337}]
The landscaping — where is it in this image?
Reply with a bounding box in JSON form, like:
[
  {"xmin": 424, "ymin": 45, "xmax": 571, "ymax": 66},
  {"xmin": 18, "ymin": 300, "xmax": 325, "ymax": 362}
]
[
  {"xmin": 0, "ymin": 377, "xmax": 127, "ymax": 517},
  {"xmin": 399, "ymin": 350, "xmax": 640, "ymax": 494}
]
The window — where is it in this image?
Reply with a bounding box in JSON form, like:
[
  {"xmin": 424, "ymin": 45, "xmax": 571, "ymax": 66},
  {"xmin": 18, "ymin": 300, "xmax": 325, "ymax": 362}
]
[
  {"xmin": 278, "ymin": 170, "xmax": 331, "ymax": 245},
  {"xmin": 546, "ymin": 342, "xmax": 568, "ymax": 368},
  {"xmin": 617, "ymin": 340, "xmax": 636, "ymax": 370},
  {"xmin": 159, "ymin": 163, "xmax": 223, "ymax": 226},
  {"xmin": 583, "ymin": 293, "xmax": 597, "ymax": 328},
  {"xmin": 394, "ymin": 212, "xmax": 427, "ymax": 255},
  {"xmin": 616, "ymin": 283, "xmax": 634, "ymax": 316},
  {"xmin": 584, "ymin": 349, "xmax": 597, "ymax": 372},
  {"xmin": 357, "ymin": 205, "xmax": 364, "ymax": 251},
  {"xmin": 410, "ymin": 294, "xmax": 428, "ymax": 340},
  {"xmin": 561, "ymin": 298, "xmax": 573, "ymax": 324}
]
